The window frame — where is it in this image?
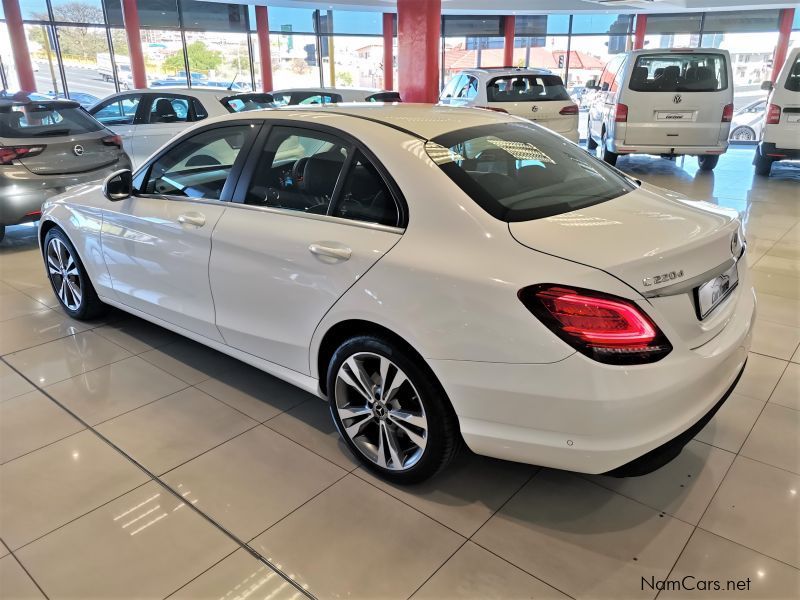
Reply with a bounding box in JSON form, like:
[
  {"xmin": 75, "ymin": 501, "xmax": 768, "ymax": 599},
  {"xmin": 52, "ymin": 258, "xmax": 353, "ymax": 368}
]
[
  {"xmin": 89, "ymin": 93, "xmax": 146, "ymax": 126},
  {"xmin": 132, "ymin": 120, "xmax": 264, "ymax": 203},
  {"xmin": 231, "ymin": 119, "xmax": 408, "ymax": 230}
]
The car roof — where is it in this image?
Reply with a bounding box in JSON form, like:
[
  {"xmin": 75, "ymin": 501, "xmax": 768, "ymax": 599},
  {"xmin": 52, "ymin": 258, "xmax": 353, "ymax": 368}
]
[
  {"xmin": 124, "ymin": 87, "xmax": 228, "ymax": 99},
  {"xmin": 459, "ymin": 67, "xmax": 553, "ymax": 78},
  {"xmin": 213, "ymin": 103, "xmax": 516, "ymax": 140},
  {"xmin": 0, "ymin": 94, "xmax": 80, "ymax": 108},
  {"xmin": 630, "ymin": 48, "xmax": 730, "ymax": 56},
  {"xmin": 270, "ymin": 87, "xmax": 387, "ymax": 94}
]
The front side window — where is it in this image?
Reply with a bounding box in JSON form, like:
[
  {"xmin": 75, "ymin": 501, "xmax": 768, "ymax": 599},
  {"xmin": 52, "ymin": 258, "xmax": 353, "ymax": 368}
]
[
  {"xmin": 487, "ymin": 75, "xmax": 570, "ymax": 102},
  {"xmin": 441, "ymin": 74, "xmax": 465, "ymax": 100},
  {"xmin": 330, "ymin": 151, "xmax": 400, "ymax": 227},
  {"xmin": 0, "ymin": 103, "xmax": 103, "ymax": 138},
  {"xmin": 246, "ymin": 127, "xmax": 349, "ymax": 213},
  {"xmin": 784, "ymin": 53, "xmax": 800, "ymax": 92},
  {"xmin": 222, "ymin": 94, "xmax": 275, "ymax": 113},
  {"xmin": 142, "ymin": 125, "xmax": 253, "ymax": 199},
  {"xmin": 91, "ymin": 95, "xmax": 142, "ymax": 126},
  {"xmin": 148, "ymin": 96, "xmax": 190, "ymax": 124},
  {"xmin": 427, "ymin": 122, "xmax": 635, "ymax": 222},
  {"xmin": 629, "ymin": 53, "xmax": 728, "ymax": 92}
]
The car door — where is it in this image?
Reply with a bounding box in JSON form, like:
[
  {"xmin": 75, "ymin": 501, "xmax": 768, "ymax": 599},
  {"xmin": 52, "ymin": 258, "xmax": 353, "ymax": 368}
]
[
  {"xmin": 101, "ymin": 122, "xmax": 258, "ymax": 341},
  {"xmin": 210, "ymin": 124, "xmax": 405, "ymax": 374},
  {"xmin": 130, "ymin": 93, "xmax": 196, "ymax": 168},
  {"xmin": 88, "ymin": 93, "xmax": 144, "ymax": 159}
]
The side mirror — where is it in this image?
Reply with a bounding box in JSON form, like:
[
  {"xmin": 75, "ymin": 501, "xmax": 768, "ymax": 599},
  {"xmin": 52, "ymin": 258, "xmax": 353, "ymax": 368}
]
[
  {"xmin": 760, "ymin": 80, "xmax": 773, "ymax": 91},
  {"xmin": 103, "ymin": 169, "xmax": 132, "ymax": 201}
]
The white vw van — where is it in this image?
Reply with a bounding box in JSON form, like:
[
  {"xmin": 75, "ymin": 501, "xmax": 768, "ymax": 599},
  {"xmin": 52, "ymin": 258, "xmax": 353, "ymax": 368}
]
[{"xmin": 586, "ymin": 48, "xmax": 734, "ymax": 170}]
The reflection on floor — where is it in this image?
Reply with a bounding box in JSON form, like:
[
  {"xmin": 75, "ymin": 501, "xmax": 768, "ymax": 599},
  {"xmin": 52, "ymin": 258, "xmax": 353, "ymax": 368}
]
[{"xmin": 0, "ymin": 147, "xmax": 798, "ymax": 599}]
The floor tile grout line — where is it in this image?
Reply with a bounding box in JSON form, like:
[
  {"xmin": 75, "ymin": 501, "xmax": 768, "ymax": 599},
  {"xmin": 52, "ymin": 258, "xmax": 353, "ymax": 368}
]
[
  {"xmin": 1, "ymin": 539, "xmax": 52, "ymax": 600},
  {"xmin": 162, "ymin": 547, "xmax": 241, "ymax": 599},
  {"xmin": 404, "ymin": 538, "xmax": 470, "ymax": 600},
  {"xmin": 0, "ymin": 325, "xmax": 132, "ymax": 368},
  {"xmin": 0, "ymin": 427, "xmax": 87, "ymax": 468},
  {"xmin": 692, "ymin": 526, "xmax": 800, "ymax": 572},
  {"xmin": 0, "ymin": 356, "xmax": 316, "ymax": 600}
]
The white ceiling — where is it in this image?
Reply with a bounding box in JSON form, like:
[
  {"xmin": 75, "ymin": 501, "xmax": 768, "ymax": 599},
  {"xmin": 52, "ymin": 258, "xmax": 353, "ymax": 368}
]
[{"xmin": 207, "ymin": 0, "xmax": 799, "ymax": 15}]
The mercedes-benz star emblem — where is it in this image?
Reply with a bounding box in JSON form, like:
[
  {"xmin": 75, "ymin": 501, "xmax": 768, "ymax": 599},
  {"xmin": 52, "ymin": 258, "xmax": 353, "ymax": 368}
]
[
  {"xmin": 73, "ymin": 144, "xmax": 84, "ymax": 156},
  {"xmin": 673, "ymin": 94, "xmax": 682, "ymax": 104}
]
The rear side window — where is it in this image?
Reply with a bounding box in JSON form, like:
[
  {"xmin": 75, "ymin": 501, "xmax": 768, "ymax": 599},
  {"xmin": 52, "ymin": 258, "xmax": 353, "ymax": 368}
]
[
  {"xmin": 784, "ymin": 54, "xmax": 800, "ymax": 92},
  {"xmin": 222, "ymin": 93, "xmax": 275, "ymax": 112},
  {"xmin": 427, "ymin": 122, "xmax": 635, "ymax": 222},
  {"xmin": 366, "ymin": 92, "xmax": 402, "ymax": 103},
  {"xmin": 331, "ymin": 150, "xmax": 400, "ymax": 227},
  {"xmin": 148, "ymin": 96, "xmax": 190, "ymax": 124},
  {"xmin": 629, "ymin": 53, "xmax": 728, "ymax": 92},
  {"xmin": 0, "ymin": 103, "xmax": 103, "ymax": 138},
  {"xmin": 487, "ymin": 75, "xmax": 570, "ymax": 102}
]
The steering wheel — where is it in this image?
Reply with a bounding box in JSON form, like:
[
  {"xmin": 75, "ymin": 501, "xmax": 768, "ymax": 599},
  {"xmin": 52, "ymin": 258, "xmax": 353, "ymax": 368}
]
[{"xmin": 291, "ymin": 157, "xmax": 309, "ymax": 185}]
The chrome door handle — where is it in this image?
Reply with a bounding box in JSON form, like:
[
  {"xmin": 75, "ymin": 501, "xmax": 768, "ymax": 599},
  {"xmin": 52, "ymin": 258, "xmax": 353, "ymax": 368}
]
[
  {"xmin": 308, "ymin": 243, "xmax": 351, "ymax": 261},
  {"xmin": 177, "ymin": 212, "xmax": 206, "ymax": 227}
]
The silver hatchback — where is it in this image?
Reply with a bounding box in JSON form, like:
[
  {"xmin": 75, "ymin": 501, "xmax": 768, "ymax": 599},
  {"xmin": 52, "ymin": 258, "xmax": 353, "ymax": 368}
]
[{"xmin": 0, "ymin": 97, "xmax": 130, "ymax": 241}]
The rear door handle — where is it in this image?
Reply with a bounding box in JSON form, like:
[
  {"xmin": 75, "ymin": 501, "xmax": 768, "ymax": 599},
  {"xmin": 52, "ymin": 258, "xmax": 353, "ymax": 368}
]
[
  {"xmin": 308, "ymin": 242, "xmax": 351, "ymax": 261},
  {"xmin": 177, "ymin": 212, "xmax": 206, "ymax": 227}
]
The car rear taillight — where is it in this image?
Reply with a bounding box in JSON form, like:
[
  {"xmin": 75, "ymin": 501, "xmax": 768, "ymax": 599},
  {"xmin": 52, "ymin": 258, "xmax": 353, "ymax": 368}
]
[
  {"xmin": 0, "ymin": 145, "xmax": 46, "ymax": 165},
  {"xmin": 476, "ymin": 106, "xmax": 509, "ymax": 113},
  {"xmin": 559, "ymin": 104, "xmax": 579, "ymax": 115},
  {"xmin": 518, "ymin": 284, "xmax": 672, "ymax": 365},
  {"xmin": 766, "ymin": 103, "xmax": 781, "ymax": 125},
  {"xmin": 102, "ymin": 134, "xmax": 123, "ymax": 148},
  {"xmin": 722, "ymin": 103, "xmax": 734, "ymax": 123},
  {"xmin": 614, "ymin": 103, "xmax": 628, "ymax": 123}
]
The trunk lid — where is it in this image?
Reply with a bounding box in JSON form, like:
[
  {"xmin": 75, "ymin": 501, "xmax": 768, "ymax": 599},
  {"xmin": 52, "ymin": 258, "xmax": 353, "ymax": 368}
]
[
  {"xmin": 488, "ymin": 100, "xmax": 577, "ymax": 135},
  {"xmin": 509, "ymin": 184, "xmax": 743, "ymax": 348},
  {"xmin": 16, "ymin": 131, "xmax": 119, "ymax": 175}
]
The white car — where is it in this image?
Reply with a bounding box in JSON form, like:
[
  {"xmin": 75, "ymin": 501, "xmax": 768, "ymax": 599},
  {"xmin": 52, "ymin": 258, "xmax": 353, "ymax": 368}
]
[
  {"xmin": 88, "ymin": 89, "xmax": 274, "ymax": 168},
  {"xmin": 754, "ymin": 47, "xmax": 800, "ymax": 176},
  {"xmin": 729, "ymin": 99, "xmax": 766, "ymax": 142},
  {"xmin": 270, "ymin": 87, "xmax": 401, "ymax": 106},
  {"xmin": 38, "ymin": 105, "xmax": 754, "ymax": 483},
  {"xmin": 439, "ymin": 68, "xmax": 580, "ymax": 143},
  {"xmin": 586, "ymin": 49, "xmax": 734, "ymax": 171}
]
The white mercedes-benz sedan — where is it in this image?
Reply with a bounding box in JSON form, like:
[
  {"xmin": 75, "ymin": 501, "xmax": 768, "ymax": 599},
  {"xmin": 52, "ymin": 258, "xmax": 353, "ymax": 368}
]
[{"xmin": 38, "ymin": 104, "xmax": 754, "ymax": 483}]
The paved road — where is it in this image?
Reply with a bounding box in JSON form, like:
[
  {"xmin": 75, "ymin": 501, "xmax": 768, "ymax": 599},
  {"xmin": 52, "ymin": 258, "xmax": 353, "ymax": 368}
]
[{"xmin": 34, "ymin": 63, "xmax": 116, "ymax": 101}]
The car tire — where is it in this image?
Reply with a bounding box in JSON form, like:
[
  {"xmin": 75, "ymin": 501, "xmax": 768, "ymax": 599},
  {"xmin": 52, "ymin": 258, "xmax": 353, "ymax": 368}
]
[
  {"xmin": 327, "ymin": 335, "xmax": 460, "ymax": 484},
  {"xmin": 586, "ymin": 118, "xmax": 598, "ymax": 150},
  {"xmin": 697, "ymin": 155, "xmax": 719, "ymax": 171},
  {"xmin": 729, "ymin": 126, "xmax": 756, "ymax": 142},
  {"xmin": 598, "ymin": 131, "xmax": 618, "ymax": 166},
  {"xmin": 44, "ymin": 227, "xmax": 106, "ymax": 320},
  {"xmin": 754, "ymin": 149, "xmax": 773, "ymax": 177}
]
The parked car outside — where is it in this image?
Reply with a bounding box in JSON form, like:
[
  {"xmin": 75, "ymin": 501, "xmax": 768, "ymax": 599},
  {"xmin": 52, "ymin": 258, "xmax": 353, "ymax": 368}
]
[
  {"xmin": 729, "ymin": 99, "xmax": 766, "ymax": 142},
  {"xmin": 39, "ymin": 105, "xmax": 753, "ymax": 483},
  {"xmin": 754, "ymin": 47, "xmax": 800, "ymax": 176},
  {"xmin": 88, "ymin": 89, "xmax": 274, "ymax": 168},
  {"xmin": 269, "ymin": 88, "xmax": 401, "ymax": 106},
  {"xmin": 439, "ymin": 68, "xmax": 580, "ymax": 143},
  {"xmin": 0, "ymin": 97, "xmax": 129, "ymax": 241},
  {"xmin": 586, "ymin": 48, "xmax": 734, "ymax": 170}
]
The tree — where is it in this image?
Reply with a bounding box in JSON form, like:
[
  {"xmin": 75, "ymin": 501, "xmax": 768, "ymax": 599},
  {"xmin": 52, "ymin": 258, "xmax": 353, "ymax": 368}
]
[
  {"xmin": 337, "ymin": 71, "xmax": 354, "ymax": 86},
  {"xmin": 164, "ymin": 41, "xmax": 222, "ymax": 75},
  {"xmin": 33, "ymin": 2, "xmax": 107, "ymax": 62}
]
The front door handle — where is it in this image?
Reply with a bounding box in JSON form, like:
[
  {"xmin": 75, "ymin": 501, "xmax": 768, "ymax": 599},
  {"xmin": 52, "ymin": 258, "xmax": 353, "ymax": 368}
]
[
  {"xmin": 309, "ymin": 242, "xmax": 351, "ymax": 261},
  {"xmin": 177, "ymin": 212, "xmax": 206, "ymax": 227}
]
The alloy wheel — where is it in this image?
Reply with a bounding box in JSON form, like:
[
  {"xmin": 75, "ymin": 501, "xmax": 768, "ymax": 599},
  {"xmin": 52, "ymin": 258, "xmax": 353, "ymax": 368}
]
[
  {"xmin": 46, "ymin": 237, "xmax": 82, "ymax": 311},
  {"xmin": 334, "ymin": 352, "xmax": 428, "ymax": 471},
  {"xmin": 730, "ymin": 127, "xmax": 755, "ymax": 142}
]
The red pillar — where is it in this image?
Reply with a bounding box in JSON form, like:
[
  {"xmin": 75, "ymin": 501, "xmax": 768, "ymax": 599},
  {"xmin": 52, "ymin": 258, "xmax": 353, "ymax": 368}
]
[
  {"xmin": 397, "ymin": 0, "xmax": 441, "ymax": 103},
  {"xmin": 503, "ymin": 16, "xmax": 515, "ymax": 68},
  {"xmin": 121, "ymin": 0, "xmax": 147, "ymax": 89},
  {"xmin": 383, "ymin": 13, "xmax": 394, "ymax": 91},
  {"xmin": 772, "ymin": 8, "xmax": 795, "ymax": 83},
  {"xmin": 2, "ymin": 0, "xmax": 36, "ymax": 92},
  {"xmin": 633, "ymin": 14, "xmax": 647, "ymax": 50},
  {"xmin": 256, "ymin": 6, "xmax": 273, "ymax": 92}
]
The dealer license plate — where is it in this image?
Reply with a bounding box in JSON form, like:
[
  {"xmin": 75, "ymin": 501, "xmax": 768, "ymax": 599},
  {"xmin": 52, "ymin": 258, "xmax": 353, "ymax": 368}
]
[
  {"xmin": 695, "ymin": 263, "xmax": 739, "ymax": 319},
  {"xmin": 656, "ymin": 111, "xmax": 692, "ymax": 121}
]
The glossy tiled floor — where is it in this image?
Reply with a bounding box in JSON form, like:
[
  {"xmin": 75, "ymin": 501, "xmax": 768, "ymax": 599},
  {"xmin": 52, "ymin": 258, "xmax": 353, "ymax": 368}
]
[{"xmin": 1, "ymin": 148, "xmax": 799, "ymax": 600}]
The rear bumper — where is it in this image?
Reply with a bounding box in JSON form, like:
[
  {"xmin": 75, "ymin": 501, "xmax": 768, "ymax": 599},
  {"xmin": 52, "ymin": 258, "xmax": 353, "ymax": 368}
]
[
  {"xmin": 608, "ymin": 140, "xmax": 729, "ymax": 156},
  {"xmin": 757, "ymin": 142, "xmax": 800, "ymax": 160},
  {"xmin": 0, "ymin": 157, "xmax": 130, "ymax": 226},
  {"xmin": 429, "ymin": 283, "xmax": 755, "ymax": 474}
]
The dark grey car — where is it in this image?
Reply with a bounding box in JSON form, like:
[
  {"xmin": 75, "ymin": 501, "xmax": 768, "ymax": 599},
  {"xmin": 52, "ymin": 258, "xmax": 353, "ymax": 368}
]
[{"xmin": 0, "ymin": 97, "xmax": 131, "ymax": 241}]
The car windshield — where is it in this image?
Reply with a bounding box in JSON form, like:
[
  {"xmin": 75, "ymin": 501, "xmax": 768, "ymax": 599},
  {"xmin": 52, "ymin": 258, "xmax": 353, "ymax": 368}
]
[
  {"xmin": 785, "ymin": 54, "xmax": 800, "ymax": 92},
  {"xmin": 629, "ymin": 53, "xmax": 728, "ymax": 92},
  {"xmin": 427, "ymin": 122, "xmax": 636, "ymax": 222},
  {"xmin": 0, "ymin": 103, "xmax": 103, "ymax": 138},
  {"xmin": 487, "ymin": 75, "xmax": 570, "ymax": 102}
]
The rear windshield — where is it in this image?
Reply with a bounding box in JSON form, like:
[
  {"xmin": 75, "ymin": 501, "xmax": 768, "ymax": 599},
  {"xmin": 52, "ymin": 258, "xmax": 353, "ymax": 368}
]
[
  {"xmin": 222, "ymin": 93, "xmax": 275, "ymax": 113},
  {"xmin": 427, "ymin": 122, "xmax": 635, "ymax": 222},
  {"xmin": 629, "ymin": 53, "xmax": 728, "ymax": 92},
  {"xmin": 487, "ymin": 75, "xmax": 570, "ymax": 102},
  {"xmin": 0, "ymin": 103, "xmax": 103, "ymax": 138},
  {"xmin": 785, "ymin": 54, "xmax": 800, "ymax": 92},
  {"xmin": 366, "ymin": 92, "xmax": 402, "ymax": 102}
]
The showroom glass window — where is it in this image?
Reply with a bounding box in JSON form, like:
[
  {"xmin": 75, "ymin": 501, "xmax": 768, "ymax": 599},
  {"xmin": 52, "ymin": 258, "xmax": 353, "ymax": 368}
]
[
  {"xmin": 514, "ymin": 16, "xmax": 570, "ymax": 82},
  {"xmin": 442, "ymin": 16, "xmax": 503, "ymax": 86}
]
